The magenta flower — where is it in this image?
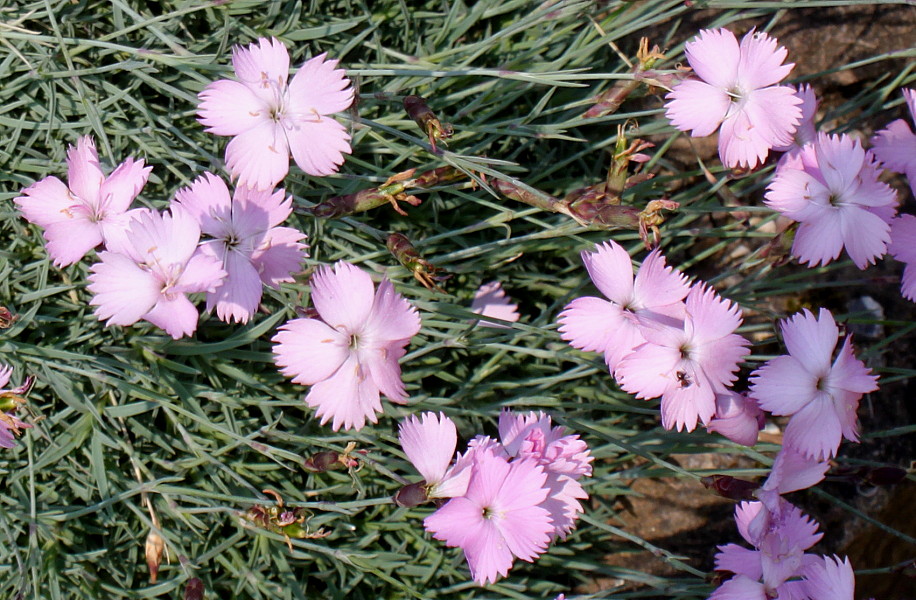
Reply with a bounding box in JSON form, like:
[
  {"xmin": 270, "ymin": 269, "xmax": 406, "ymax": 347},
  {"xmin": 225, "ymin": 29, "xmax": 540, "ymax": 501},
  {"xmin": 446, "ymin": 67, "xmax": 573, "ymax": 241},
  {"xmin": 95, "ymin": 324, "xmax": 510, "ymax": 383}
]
[
  {"xmin": 398, "ymin": 412, "xmax": 471, "ymax": 499},
  {"xmin": 272, "ymin": 262, "xmax": 421, "ymax": 431},
  {"xmin": 888, "ymin": 214, "xmax": 916, "ymax": 301},
  {"xmin": 558, "ymin": 241, "xmax": 690, "ymax": 374},
  {"xmin": 423, "ymin": 445, "xmax": 553, "ymax": 585},
  {"xmin": 665, "ymin": 28, "xmax": 802, "ymax": 169},
  {"xmin": 470, "ymin": 281, "xmax": 520, "ymax": 328},
  {"xmin": 198, "ymin": 38, "xmax": 354, "ymax": 191},
  {"xmin": 14, "ymin": 136, "xmax": 151, "ymax": 266},
  {"xmin": 750, "ymin": 309, "xmax": 878, "ymax": 460},
  {"xmin": 803, "ymin": 555, "xmax": 855, "ymax": 600},
  {"xmin": 88, "ymin": 207, "xmax": 226, "ymax": 339},
  {"xmin": 765, "ymin": 133, "xmax": 898, "ymax": 269},
  {"xmin": 498, "ymin": 410, "xmax": 593, "ymax": 538},
  {"xmin": 871, "ymin": 88, "xmax": 916, "ymax": 197},
  {"xmin": 617, "ymin": 284, "xmax": 749, "ymax": 432},
  {"xmin": 0, "ymin": 365, "xmax": 33, "ymax": 449},
  {"xmin": 173, "ymin": 172, "xmax": 307, "ymax": 324},
  {"xmin": 706, "ymin": 391, "xmax": 765, "ymax": 446}
]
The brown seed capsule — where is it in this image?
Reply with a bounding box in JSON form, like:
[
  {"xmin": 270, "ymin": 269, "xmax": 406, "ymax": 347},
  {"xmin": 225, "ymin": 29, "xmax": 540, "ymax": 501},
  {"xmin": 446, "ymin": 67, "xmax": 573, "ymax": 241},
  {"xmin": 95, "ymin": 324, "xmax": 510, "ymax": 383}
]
[
  {"xmin": 184, "ymin": 577, "xmax": 205, "ymax": 600},
  {"xmin": 145, "ymin": 530, "xmax": 165, "ymax": 583},
  {"xmin": 393, "ymin": 481, "xmax": 430, "ymax": 507}
]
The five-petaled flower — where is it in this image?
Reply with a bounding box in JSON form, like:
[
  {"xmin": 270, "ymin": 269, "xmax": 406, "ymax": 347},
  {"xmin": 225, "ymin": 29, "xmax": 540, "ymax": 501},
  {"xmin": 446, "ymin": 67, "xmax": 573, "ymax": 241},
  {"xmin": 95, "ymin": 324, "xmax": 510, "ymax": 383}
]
[
  {"xmin": 665, "ymin": 27, "xmax": 802, "ymax": 169},
  {"xmin": 173, "ymin": 172, "xmax": 307, "ymax": 324},
  {"xmin": 198, "ymin": 37, "xmax": 354, "ymax": 191},
  {"xmin": 15, "ymin": 135, "xmax": 151, "ymax": 267},
  {"xmin": 272, "ymin": 261, "xmax": 421, "ymax": 431}
]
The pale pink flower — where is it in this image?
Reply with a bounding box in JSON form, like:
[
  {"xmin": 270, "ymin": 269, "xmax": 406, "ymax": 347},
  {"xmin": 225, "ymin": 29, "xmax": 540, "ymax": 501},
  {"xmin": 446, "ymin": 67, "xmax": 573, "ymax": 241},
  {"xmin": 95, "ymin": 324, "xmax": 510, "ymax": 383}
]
[
  {"xmin": 761, "ymin": 446, "xmax": 830, "ymax": 497},
  {"xmin": 14, "ymin": 136, "xmax": 151, "ymax": 266},
  {"xmin": 470, "ymin": 281, "xmax": 520, "ymax": 328},
  {"xmin": 271, "ymin": 262, "xmax": 421, "ymax": 431},
  {"xmin": 424, "ymin": 444, "xmax": 553, "ymax": 585},
  {"xmin": 0, "ymin": 365, "xmax": 33, "ymax": 449},
  {"xmin": 871, "ymin": 88, "xmax": 916, "ymax": 197},
  {"xmin": 803, "ymin": 555, "xmax": 855, "ymax": 600},
  {"xmin": 706, "ymin": 391, "xmax": 765, "ymax": 446},
  {"xmin": 558, "ymin": 241, "xmax": 690, "ymax": 374},
  {"xmin": 887, "ymin": 214, "xmax": 916, "ymax": 301},
  {"xmin": 88, "ymin": 207, "xmax": 227, "ymax": 339},
  {"xmin": 617, "ymin": 284, "xmax": 749, "ymax": 432},
  {"xmin": 498, "ymin": 410, "xmax": 593, "ymax": 538},
  {"xmin": 715, "ymin": 499, "xmax": 822, "ymax": 597},
  {"xmin": 173, "ymin": 172, "xmax": 307, "ymax": 324},
  {"xmin": 765, "ymin": 133, "xmax": 898, "ymax": 269},
  {"xmin": 665, "ymin": 28, "xmax": 802, "ymax": 169},
  {"xmin": 398, "ymin": 412, "xmax": 471, "ymax": 499},
  {"xmin": 750, "ymin": 308, "xmax": 878, "ymax": 460},
  {"xmin": 198, "ymin": 38, "xmax": 354, "ymax": 191}
]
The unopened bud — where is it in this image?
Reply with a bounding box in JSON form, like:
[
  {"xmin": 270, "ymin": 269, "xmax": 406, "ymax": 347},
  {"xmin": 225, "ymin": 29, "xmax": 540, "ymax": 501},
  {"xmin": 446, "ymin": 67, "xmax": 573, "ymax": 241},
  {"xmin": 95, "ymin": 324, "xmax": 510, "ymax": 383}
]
[
  {"xmin": 184, "ymin": 577, "xmax": 205, "ymax": 600},
  {"xmin": 393, "ymin": 482, "xmax": 430, "ymax": 507},
  {"xmin": 145, "ymin": 530, "xmax": 165, "ymax": 583},
  {"xmin": 701, "ymin": 475, "xmax": 759, "ymax": 501}
]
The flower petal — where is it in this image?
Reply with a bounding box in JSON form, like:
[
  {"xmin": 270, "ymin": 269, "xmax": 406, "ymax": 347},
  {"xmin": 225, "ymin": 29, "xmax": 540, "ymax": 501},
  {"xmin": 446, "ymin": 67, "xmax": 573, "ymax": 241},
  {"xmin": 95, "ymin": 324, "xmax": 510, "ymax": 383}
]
[
  {"xmin": 15, "ymin": 176, "xmax": 77, "ymax": 228},
  {"xmin": 749, "ymin": 355, "xmax": 818, "ymax": 416},
  {"xmin": 272, "ymin": 318, "xmax": 349, "ymax": 386},
  {"xmin": 88, "ymin": 251, "xmax": 161, "ymax": 326},
  {"xmin": 143, "ymin": 294, "xmax": 200, "ymax": 339},
  {"xmin": 783, "ymin": 395, "xmax": 843, "ymax": 460},
  {"xmin": 398, "ymin": 412, "xmax": 457, "ymax": 484},
  {"xmin": 207, "ymin": 250, "xmax": 262, "ymax": 324},
  {"xmin": 665, "ymin": 79, "xmax": 730, "ymax": 138},
  {"xmin": 685, "ymin": 28, "xmax": 740, "ymax": 89},
  {"xmin": 66, "ymin": 136, "xmax": 103, "ymax": 206},
  {"xmin": 737, "ymin": 29, "xmax": 794, "ymax": 89},
  {"xmin": 287, "ymin": 53, "xmax": 354, "ymax": 115},
  {"xmin": 251, "ymin": 226, "xmax": 308, "ymax": 287},
  {"xmin": 197, "ymin": 79, "xmax": 270, "ymax": 137},
  {"xmin": 232, "ymin": 37, "xmax": 290, "ymax": 100},
  {"xmin": 310, "ymin": 261, "xmax": 375, "ymax": 332},
  {"xmin": 225, "ymin": 120, "xmax": 290, "ymax": 192},
  {"xmin": 99, "ymin": 157, "xmax": 151, "ymax": 215},
  {"xmin": 286, "ymin": 116, "xmax": 351, "ymax": 177}
]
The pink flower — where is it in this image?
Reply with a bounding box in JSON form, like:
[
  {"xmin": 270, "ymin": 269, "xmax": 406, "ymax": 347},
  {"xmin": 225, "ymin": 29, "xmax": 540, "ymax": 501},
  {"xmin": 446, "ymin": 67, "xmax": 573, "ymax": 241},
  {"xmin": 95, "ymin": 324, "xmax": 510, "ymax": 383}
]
[
  {"xmin": 750, "ymin": 309, "xmax": 878, "ymax": 460},
  {"xmin": 498, "ymin": 410, "xmax": 593, "ymax": 538},
  {"xmin": 558, "ymin": 241, "xmax": 690, "ymax": 374},
  {"xmin": 14, "ymin": 136, "xmax": 151, "ymax": 266},
  {"xmin": 198, "ymin": 38, "xmax": 354, "ymax": 191},
  {"xmin": 887, "ymin": 214, "xmax": 916, "ymax": 301},
  {"xmin": 173, "ymin": 173, "xmax": 307, "ymax": 324},
  {"xmin": 761, "ymin": 446, "xmax": 830, "ymax": 497},
  {"xmin": 272, "ymin": 262, "xmax": 421, "ymax": 431},
  {"xmin": 871, "ymin": 88, "xmax": 916, "ymax": 197},
  {"xmin": 714, "ymin": 499, "xmax": 822, "ymax": 597},
  {"xmin": 803, "ymin": 555, "xmax": 855, "ymax": 600},
  {"xmin": 706, "ymin": 391, "xmax": 765, "ymax": 446},
  {"xmin": 423, "ymin": 445, "xmax": 553, "ymax": 585},
  {"xmin": 398, "ymin": 412, "xmax": 471, "ymax": 499},
  {"xmin": 0, "ymin": 365, "xmax": 33, "ymax": 449},
  {"xmin": 617, "ymin": 284, "xmax": 749, "ymax": 432},
  {"xmin": 470, "ymin": 281, "xmax": 520, "ymax": 328},
  {"xmin": 665, "ymin": 28, "xmax": 802, "ymax": 169},
  {"xmin": 764, "ymin": 133, "xmax": 898, "ymax": 269},
  {"xmin": 87, "ymin": 207, "xmax": 227, "ymax": 339}
]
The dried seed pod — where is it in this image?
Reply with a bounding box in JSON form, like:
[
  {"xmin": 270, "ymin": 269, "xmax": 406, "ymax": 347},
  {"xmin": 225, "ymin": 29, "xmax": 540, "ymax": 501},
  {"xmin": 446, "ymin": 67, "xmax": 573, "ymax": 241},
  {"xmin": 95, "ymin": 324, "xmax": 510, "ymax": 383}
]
[
  {"xmin": 387, "ymin": 233, "xmax": 449, "ymax": 292},
  {"xmin": 145, "ymin": 530, "xmax": 165, "ymax": 583},
  {"xmin": 403, "ymin": 95, "xmax": 453, "ymax": 152}
]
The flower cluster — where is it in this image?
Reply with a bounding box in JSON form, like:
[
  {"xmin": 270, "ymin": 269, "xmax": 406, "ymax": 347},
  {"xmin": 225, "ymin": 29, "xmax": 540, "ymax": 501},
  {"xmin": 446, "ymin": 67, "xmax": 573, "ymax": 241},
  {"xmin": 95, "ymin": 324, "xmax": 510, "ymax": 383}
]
[
  {"xmin": 398, "ymin": 410, "xmax": 592, "ymax": 585},
  {"xmin": 559, "ymin": 240, "xmax": 749, "ymax": 433}
]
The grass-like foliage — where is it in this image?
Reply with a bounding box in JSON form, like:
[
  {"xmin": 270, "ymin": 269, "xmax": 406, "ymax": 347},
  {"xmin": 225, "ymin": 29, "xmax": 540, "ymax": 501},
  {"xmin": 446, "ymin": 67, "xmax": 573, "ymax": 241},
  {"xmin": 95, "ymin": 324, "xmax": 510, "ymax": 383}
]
[{"xmin": 1, "ymin": 1, "xmax": 914, "ymax": 599}]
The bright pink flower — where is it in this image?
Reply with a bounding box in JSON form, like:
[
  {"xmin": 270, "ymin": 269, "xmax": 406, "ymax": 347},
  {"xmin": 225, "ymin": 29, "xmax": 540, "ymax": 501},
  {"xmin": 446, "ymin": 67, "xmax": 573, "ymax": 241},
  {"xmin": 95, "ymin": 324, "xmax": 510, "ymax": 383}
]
[
  {"xmin": 0, "ymin": 365, "xmax": 33, "ymax": 449},
  {"xmin": 498, "ymin": 410, "xmax": 593, "ymax": 538},
  {"xmin": 423, "ymin": 445, "xmax": 553, "ymax": 585},
  {"xmin": 272, "ymin": 262, "xmax": 421, "ymax": 431},
  {"xmin": 765, "ymin": 133, "xmax": 898, "ymax": 269},
  {"xmin": 887, "ymin": 214, "xmax": 916, "ymax": 301},
  {"xmin": 87, "ymin": 207, "xmax": 227, "ymax": 339},
  {"xmin": 715, "ymin": 499, "xmax": 822, "ymax": 596},
  {"xmin": 558, "ymin": 241, "xmax": 690, "ymax": 374},
  {"xmin": 706, "ymin": 391, "xmax": 765, "ymax": 446},
  {"xmin": 198, "ymin": 38, "xmax": 354, "ymax": 191},
  {"xmin": 871, "ymin": 88, "xmax": 916, "ymax": 197},
  {"xmin": 398, "ymin": 412, "xmax": 471, "ymax": 498},
  {"xmin": 750, "ymin": 309, "xmax": 878, "ymax": 460},
  {"xmin": 173, "ymin": 172, "xmax": 307, "ymax": 324},
  {"xmin": 14, "ymin": 136, "xmax": 151, "ymax": 266},
  {"xmin": 617, "ymin": 284, "xmax": 749, "ymax": 432},
  {"xmin": 470, "ymin": 281, "xmax": 520, "ymax": 328},
  {"xmin": 665, "ymin": 28, "xmax": 802, "ymax": 169},
  {"xmin": 803, "ymin": 555, "xmax": 855, "ymax": 600}
]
